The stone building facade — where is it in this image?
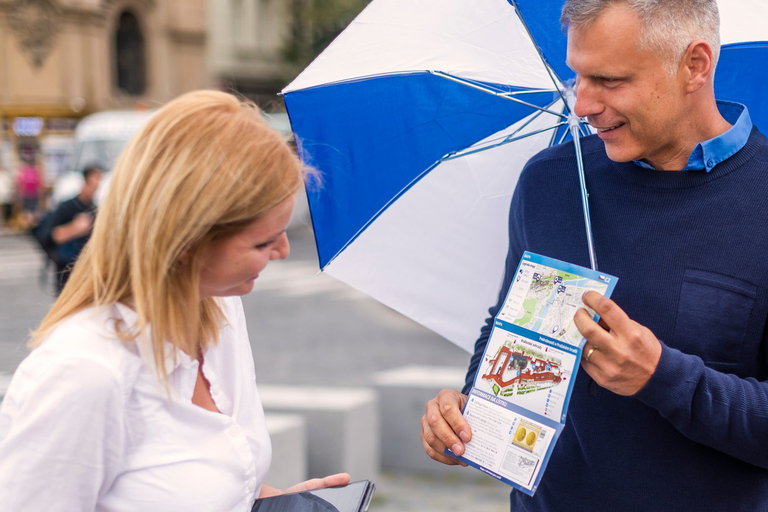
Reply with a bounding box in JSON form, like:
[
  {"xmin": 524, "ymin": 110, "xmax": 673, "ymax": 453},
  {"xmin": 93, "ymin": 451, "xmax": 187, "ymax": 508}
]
[
  {"xmin": 0, "ymin": 0, "xmax": 208, "ymax": 185},
  {"xmin": 207, "ymin": 0, "xmax": 297, "ymax": 111}
]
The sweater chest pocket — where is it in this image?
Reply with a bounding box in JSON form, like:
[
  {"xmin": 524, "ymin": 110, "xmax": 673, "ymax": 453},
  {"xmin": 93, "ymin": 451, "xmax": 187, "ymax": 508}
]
[{"xmin": 672, "ymin": 269, "xmax": 756, "ymax": 368}]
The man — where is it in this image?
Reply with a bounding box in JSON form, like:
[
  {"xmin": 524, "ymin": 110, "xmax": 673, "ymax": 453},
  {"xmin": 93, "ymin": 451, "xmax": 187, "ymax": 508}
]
[
  {"xmin": 48, "ymin": 166, "xmax": 102, "ymax": 293},
  {"xmin": 421, "ymin": 1, "xmax": 768, "ymax": 510}
]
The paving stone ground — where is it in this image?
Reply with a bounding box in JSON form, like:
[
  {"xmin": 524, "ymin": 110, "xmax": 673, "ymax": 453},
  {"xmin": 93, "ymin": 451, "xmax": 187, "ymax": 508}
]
[
  {"xmin": 0, "ymin": 229, "xmax": 513, "ymax": 511},
  {"xmin": 373, "ymin": 470, "xmax": 511, "ymax": 512}
]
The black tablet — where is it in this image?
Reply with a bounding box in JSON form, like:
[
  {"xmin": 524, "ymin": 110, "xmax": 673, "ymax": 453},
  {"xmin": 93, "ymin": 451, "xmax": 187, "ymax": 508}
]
[{"xmin": 251, "ymin": 480, "xmax": 375, "ymax": 512}]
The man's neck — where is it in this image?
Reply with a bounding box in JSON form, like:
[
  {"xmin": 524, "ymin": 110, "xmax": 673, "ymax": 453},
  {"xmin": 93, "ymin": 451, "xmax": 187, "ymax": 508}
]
[{"xmin": 646, "ymin": 96, "xmax": 732, "ymax": 171}]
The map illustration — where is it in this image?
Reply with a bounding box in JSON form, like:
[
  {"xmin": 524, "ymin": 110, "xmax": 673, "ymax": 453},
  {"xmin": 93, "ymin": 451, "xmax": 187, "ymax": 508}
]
[
  {"xmin": 482, "ymin": 341, "xmax": 562, "ymax": 398},
  {"xmin": 498, "ymin": 261, "xmax": 611, "ymax": 346}
]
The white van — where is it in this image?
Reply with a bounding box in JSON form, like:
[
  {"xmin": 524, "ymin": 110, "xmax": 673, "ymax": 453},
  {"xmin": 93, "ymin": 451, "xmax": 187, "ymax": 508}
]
[
  {"xmin": 50, "ymin": 110, "xmax": 156, "ymax": 208},
  {"xmin": 49, "ymin": 110, "xmax": 310, "ymax": 228}
]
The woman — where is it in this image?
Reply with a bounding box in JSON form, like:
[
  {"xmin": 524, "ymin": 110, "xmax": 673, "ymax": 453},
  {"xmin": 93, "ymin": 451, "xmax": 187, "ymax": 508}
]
[{"xmin": 0, "ymin": 91, "xmax": 348, "ymax": 510}]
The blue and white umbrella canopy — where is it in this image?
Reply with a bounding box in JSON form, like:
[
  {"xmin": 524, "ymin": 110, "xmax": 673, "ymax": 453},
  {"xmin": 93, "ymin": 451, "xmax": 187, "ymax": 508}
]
[{"xmin": 283, "ymin": 0, "xmax": 768, "ymax": 352}]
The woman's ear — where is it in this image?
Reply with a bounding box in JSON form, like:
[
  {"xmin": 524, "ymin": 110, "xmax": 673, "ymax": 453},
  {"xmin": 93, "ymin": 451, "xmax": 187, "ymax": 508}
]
[{"xmin": 178, "ymin": 246, "xmax": 190, "ymax": 266}]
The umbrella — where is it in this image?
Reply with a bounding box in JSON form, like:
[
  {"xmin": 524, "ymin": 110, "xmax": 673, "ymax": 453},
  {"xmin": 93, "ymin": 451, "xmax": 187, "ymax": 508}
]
[{"xmin": 282, "ymin": 0, "xmax": 768, "ymax": 353}]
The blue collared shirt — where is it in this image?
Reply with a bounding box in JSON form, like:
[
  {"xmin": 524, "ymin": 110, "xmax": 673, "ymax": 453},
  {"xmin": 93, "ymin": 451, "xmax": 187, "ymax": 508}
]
[{"xmin": 634, "ymin": 101, "xmax": 752, "ymax": 172}]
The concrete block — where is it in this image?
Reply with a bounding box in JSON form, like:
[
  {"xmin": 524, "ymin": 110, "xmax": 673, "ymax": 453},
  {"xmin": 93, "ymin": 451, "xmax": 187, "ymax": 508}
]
[
  {"xmin": 259, "ymin": 385, "xmax": 379, "ymax": 482},
  {"xmin": 373, "ymin": 365, "xmax": 468, "ymax": 475},
  {"xmin": 264, "ymin": 413, "xmax": 307, "ymax": 491},
  {"xmin": 0, "ymin": 372, "xmax": 13, "ymax": 403}
]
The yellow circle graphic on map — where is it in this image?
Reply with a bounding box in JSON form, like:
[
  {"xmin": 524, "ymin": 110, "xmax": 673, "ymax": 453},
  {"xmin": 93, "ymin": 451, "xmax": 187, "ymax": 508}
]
[{"xmin": 526, "ymin": 431, "xmax": 537, "ymax": 446}]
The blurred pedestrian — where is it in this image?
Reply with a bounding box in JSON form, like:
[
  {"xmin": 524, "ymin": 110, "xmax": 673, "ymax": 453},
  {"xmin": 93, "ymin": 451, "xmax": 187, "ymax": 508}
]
[
  {"xmin": 0, "ymin": 167, "xmax": 12, "ymax": 233},
  {"xmin": 15, "ymin": 154, "xmax": 41, "ymax": 229},
  {"xmin": 0, "ymin": 90, "xmax": 348, "ymax": 510},
  {"xmin": 47, "ymin": 166, "xmax": 102, "ymax": 293}
]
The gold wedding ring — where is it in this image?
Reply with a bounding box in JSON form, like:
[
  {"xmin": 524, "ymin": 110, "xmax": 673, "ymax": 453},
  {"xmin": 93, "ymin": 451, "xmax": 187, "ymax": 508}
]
[{"xmin": 585, "ymin": 346, "xmax": 597, "ymax": 362}]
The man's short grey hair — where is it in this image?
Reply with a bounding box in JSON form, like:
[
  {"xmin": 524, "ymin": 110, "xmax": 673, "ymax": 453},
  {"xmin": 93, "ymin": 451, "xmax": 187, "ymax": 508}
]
[{"xmin": 561, "ymin": 0, "xmax": 720, "ymax": 75}]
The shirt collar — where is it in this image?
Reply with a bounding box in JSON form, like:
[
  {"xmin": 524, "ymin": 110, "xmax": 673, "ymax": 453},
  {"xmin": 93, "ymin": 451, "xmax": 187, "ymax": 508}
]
[
  {"xmin": 113, "ymin": 302, "xmax": 196, "ymax": 376},
  {"xmin": 634, "ymin": 101, "xmax": 752, "ymax": 172}
]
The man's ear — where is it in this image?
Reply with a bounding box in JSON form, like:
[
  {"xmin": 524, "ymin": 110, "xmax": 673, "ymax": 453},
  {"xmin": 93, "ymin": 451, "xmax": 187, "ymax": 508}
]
[{"xmin": 682, "ymin": 40, "xmax": 714, "ymax": 94}]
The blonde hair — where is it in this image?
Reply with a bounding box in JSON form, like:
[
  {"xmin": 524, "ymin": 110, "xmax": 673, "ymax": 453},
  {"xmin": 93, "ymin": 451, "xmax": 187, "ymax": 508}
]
[{"xmin": 31, "ymin": 90, "xmax": 303, "ymax": 381}]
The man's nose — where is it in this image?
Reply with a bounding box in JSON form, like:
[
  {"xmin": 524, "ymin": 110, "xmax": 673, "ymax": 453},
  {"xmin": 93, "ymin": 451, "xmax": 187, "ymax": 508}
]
[{"xmin": 572, "ymin": 79, "xmax": 602, "ymax": 119}]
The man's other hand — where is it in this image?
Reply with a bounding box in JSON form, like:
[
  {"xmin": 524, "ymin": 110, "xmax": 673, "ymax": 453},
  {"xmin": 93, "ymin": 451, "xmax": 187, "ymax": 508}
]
[{"xmin": 421, "ymin": 389, "xmax": 471, "ymax": 466}]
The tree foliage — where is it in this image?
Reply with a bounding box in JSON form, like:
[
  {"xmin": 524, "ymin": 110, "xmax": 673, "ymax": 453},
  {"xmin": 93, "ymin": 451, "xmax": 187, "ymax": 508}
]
[{"xmin": 283, "ymin": 0, "xmax": 371, "ymax": 69}]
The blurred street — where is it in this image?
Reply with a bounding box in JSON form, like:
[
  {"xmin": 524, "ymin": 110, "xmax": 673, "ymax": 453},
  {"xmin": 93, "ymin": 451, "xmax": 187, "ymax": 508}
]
[{"xmin": 0, "ymin": 222, "xmax": 511, "ymax": 511}]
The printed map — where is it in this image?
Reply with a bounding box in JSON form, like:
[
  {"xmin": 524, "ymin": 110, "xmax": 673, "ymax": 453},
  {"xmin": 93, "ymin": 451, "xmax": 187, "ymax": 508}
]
[{"xmin": 497, "ymin": 260, "xmax": 611, "ymax": 346}]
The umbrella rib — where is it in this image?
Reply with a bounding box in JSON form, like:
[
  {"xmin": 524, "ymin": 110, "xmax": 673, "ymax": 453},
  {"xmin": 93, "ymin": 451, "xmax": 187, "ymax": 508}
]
[
  {"xmin": 506, "ymin": 102, "xmax": 558, "ymax": 139},
  {"xmin": 501, "ymin": 89, "xmax": 559, "ymax": 95},
  {"xmin": 433, "ymin": 72, "xmax": 558, "ymax": 97},
  {"xmin": 430, "ymin": 71, "xmax": 567, "ymax": 119},
  {"xmin": 443, "ymin": 123, "xmax": 568, "ymax": 161},
  {"xmin": 443, "ymin": 97, "xmax": 565, "ymax": 161},
  {"xmin": 508, "ymin": 0, "xmax": 573, "ymax": 112}
]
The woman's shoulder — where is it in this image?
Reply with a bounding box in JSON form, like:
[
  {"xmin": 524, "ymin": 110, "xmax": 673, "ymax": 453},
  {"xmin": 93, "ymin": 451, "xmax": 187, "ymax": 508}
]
[
  {"xmin": 29, "ymin": 305, "xmax": 143, "ymax": 388},
  {"xmin": 217, "ymin": 295, "xmax": 245, "ymax": 320}
]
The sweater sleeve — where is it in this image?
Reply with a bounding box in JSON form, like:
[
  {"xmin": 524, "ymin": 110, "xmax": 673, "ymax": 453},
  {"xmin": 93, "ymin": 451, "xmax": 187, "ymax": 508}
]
[
  {"xmin": 0, "ymin": 355, "xmax": 126, "ymax": 511},
  {"xmin": 635, "ymin": 340, "xmax": 768, "ymax": 468}
]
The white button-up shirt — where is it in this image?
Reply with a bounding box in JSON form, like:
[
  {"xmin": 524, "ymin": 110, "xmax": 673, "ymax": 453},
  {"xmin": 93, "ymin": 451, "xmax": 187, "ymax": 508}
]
[{"xmin": 0, "ymin": 297, "xmax": 271, "ymax": 511}]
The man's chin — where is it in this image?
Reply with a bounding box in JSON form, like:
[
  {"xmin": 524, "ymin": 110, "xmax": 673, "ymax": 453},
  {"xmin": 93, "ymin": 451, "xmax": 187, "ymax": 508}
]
[{"xmin": 603, "ymin": 144, "xmax": 639, "ymax": 164}]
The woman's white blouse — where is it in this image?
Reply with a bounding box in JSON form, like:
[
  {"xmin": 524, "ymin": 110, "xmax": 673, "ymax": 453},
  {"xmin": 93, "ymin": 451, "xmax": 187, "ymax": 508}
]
[{"xmin": 0, "ymin": 297, "xmax": 272, "ymax": 511}]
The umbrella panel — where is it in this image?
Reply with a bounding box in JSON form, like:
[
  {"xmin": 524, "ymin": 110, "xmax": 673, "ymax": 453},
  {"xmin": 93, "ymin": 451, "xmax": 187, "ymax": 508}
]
[
  {"xmin": 715, "ymin": 42, "xmax": 768, "ymax": 132},
  {"xmin": 323, "ymin": 104, "xmax": 567, "ymax": 351},
  {"xmin": 285, "ymin": 73, "xmax": 558, "ymax": 268}
]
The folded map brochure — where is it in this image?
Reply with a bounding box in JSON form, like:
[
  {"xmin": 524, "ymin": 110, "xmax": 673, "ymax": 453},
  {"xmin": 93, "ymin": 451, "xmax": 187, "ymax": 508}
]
[{"xmin": 446, "ymin": 252, "xmax": 618, "ymax": 495}]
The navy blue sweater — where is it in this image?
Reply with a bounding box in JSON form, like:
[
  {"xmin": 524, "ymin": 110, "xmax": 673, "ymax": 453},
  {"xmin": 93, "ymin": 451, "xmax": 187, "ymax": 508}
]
[{"xmin": 465, "ymin": 129, "xmax": 768, "ymax": 511}]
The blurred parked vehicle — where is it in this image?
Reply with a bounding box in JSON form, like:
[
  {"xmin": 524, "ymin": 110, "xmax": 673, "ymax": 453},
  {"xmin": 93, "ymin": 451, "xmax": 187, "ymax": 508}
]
[
  {"xmin": 48, "ymin": 109, "xmax": 310, "ymax": 230},
  {"xmin": 50, "ymin": 110, "xmax": 156, "ymax": 208}
]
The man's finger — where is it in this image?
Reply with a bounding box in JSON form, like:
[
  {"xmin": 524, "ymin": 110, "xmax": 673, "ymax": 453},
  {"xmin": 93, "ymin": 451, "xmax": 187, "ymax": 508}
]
[
  {"xmin": 420, "ymin": 416, "xmax": 465, "ymax": 465},
  {"xmin": 581, "ymin": 291, "xmax": 633, "ymax": 333},
  {"xmin": 574, "ymin": 307, "xmax": 613, "ymax": 348},
  {"xmin": 439, "ymin": 391, "xmax": 471, "ymax": 443}
]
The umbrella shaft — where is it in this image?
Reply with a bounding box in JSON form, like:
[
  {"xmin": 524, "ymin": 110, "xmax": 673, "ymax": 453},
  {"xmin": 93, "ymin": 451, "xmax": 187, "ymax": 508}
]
[{"xmin": 570, "ymin": 125, "xmax": 598, "ymax": 271}]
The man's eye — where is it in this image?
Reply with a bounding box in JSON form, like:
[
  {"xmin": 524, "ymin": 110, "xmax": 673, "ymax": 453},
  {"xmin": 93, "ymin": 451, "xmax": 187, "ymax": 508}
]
[{"xmin": 255, "ymin": 241, "xmax": 273, "ymax": 250}]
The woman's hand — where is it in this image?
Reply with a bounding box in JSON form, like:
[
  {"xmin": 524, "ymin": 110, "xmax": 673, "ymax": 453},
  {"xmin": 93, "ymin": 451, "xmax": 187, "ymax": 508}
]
[{"xmin": 259, "ymin": 473, "xmax": 351, "ymax": 498}]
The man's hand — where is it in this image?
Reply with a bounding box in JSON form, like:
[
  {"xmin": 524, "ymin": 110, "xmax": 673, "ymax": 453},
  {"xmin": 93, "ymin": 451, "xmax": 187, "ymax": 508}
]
[
  {"xmin": 574, "ymin": 291, "xmax": 662, "ymax": 396},
  {"xmin": 421, "ymin": 389, "xmax": 470, "ymax": 466}
]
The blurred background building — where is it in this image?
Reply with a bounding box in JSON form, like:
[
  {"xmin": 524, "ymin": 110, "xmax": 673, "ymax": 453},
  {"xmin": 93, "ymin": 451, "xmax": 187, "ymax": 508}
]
[
  {"xmin": 0, "ymin": 0, "xmax": 208, "ymax": 189},
  {"xmin": 0, "ymin": 0, "xmax": 368, "ymax": 229},
  {"xmin": 208, "ymin": 0, "xmax": 369, "ymax": 110},
  {"xmin": 208, "ymin": 0, "xmax": 294, "ymax": 112}
]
